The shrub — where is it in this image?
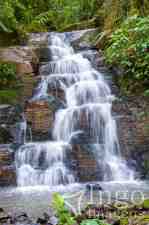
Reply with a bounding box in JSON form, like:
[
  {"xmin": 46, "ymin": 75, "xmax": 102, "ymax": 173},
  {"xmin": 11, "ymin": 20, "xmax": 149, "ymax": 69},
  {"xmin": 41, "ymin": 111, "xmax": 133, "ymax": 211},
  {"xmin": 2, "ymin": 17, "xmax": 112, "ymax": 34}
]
[
  {"xmin": 105, "ymin": 16, "xmax": 149, "ymax": 95},
  {"xmin": 0, "ymin": 63, "xmax": 16, "ymax": 88},
  {"xmin": 52, "ymin": 193, "xmax": 76, "ymax": 225}
]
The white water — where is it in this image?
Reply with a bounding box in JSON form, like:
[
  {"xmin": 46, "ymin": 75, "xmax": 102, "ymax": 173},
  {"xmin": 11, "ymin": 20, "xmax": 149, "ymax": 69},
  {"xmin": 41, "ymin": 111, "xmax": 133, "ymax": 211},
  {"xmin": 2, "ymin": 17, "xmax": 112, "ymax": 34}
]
[
  {"xmin": 16, "ymin": 32, "xmax": 134, "ymax": 186},
  {"xmin": 16, "ymin": 142, "xmax": 74, "ymax": 186}
]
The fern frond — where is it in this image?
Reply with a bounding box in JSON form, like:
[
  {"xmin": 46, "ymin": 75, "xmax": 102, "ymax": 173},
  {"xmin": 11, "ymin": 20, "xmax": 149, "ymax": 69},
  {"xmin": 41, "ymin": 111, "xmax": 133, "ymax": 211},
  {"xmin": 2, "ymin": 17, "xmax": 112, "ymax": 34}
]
[{"xmin": 0, "ymin": 21, "xmax": 12, "ymax": 32}]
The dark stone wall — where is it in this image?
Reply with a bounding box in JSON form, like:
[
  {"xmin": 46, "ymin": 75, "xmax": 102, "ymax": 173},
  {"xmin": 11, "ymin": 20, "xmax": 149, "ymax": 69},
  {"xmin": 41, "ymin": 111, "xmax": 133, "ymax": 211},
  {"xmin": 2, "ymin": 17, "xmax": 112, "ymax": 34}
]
[{"xmin": 113, "ymin": 97, "xmax": 149, "ymax": 178}]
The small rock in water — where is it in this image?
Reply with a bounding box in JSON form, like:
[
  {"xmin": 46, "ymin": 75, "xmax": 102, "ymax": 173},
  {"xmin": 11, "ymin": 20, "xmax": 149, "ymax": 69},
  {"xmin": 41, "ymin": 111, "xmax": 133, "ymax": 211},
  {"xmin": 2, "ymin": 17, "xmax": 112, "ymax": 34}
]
[
  {"xmin": 13, "ymin": 212, "xmax": 32, "ymax": 225},
  {"xmin": 86, "ymin": 183, "xmax": 103, "ymax": 191},
  {"xmin": 0, "ymin": 208, "xmax": 11, "ymax": 224},
  {"xmin": 37, "ymin": 217, "xmax": 48, "ymax": 225}
]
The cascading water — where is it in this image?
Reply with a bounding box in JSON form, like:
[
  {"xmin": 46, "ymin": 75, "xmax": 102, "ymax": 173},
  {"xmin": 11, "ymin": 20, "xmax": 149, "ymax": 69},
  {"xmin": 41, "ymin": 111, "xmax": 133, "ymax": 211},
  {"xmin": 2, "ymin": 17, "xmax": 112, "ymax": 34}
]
[
  {"xmin": 16, "ymin": 32, "xmax": 134, "ymax": 187},
  {"xmin": 16, "ymin": 142, "xmax": 74, "ymax": 186}
]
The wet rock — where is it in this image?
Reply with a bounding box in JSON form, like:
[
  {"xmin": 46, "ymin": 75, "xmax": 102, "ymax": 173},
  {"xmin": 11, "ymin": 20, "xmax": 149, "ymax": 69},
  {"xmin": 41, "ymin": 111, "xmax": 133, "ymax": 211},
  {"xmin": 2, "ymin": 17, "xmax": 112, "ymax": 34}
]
[
  {"xmin": 25, "ymin": 97, "xmax": 64, "ymax": 139},
  {"xmin": 39, "ymin": 47, "xmax": 52, "ymax": 62},
  {"xmin": 0, "ymin": 208, "xmax": 10, "ymax": 223},
  {"xmin": 0, "ymin": 126, "xmax": 13, "ymax": 143},
  {"xmin": 47, "ymin": 82, "xmax": 65, "ymax": 101},
  {"xmin": 0, "ymin": 104, "xmax": 25, "ymax": 144},
  {"xmin": 86, "ymin": 183, "xmax": 103, "ymax": 191},
  {"xmin": 0, "ymin": 214, "xmax": 11, "ymax": 225},
  {"xmin": 0, "ymin": 145, "xmax": 14, "ymax": 166},
  {"xmin": 0, "ymin": 145, "xmax": 16, "ymax": 186},
  {"xmin": 25, "ymin": 100, "xmax": 53, "ymax": 134},
  {"xmin": 81, "ymin": 50, "xmax": 105, "ymax": 69},
  {"xmin": 20, "ymin": 73, "xmax": 37, "ymax": 103},
  {"xmin": 68, "ymin": 29, "xmax": 98, "ymax": 49},
  {"xmin": 69, "ymin": 144, "xmax": 103, "ymax": 182},
  {"xmin": 113, "ymin": 96, "xmax": 149, "ymax": 178},
  {"xmin": 37, "ymin": 217, "xmax": 48, "ymax": 224},
  {"xmin": 76, "ymin": 42, "xmax": 93, "ymax": 51},
  {"xmin": 0, "ymin": 105, "xmax": 15, "ymax": 125},
  {"xmin": 0, "ymin": 165, "xmax": 16, "ymax": 186},
  {"xmin": 14, "ymin": 212, "xmax": 32, "ymax": 224}
]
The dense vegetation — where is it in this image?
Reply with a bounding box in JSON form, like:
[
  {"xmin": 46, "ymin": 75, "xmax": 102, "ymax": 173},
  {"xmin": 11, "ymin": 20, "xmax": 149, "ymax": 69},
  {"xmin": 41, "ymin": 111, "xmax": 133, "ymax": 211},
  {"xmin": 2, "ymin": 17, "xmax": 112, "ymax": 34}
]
[
  {"xmin": 0, "ymin": 63, "xmax": 20, "ymax": 104},
  {"xmin": 0, "ymin": 0, "xmax": 98, "ymax": 34},
  {"xmin": 0, "ymin": 0, "xmax": 149, "ymax": 100},
  {"xmin": 105, "ymin": 16, "xmax": 149, "ymax": 95}
]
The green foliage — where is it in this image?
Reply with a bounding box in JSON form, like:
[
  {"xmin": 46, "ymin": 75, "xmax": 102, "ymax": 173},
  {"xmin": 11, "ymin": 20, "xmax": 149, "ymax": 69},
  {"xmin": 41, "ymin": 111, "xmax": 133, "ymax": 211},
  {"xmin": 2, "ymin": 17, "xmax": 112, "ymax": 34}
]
[
  {"xmin": 0, "ymin": 0, "xmax": 99, "ymax": 35},
  {"xmin": 81, "ymin": 219, "xmax": 111, "ymax": 225},
  {"xmin": 142, "ymin": 199, "xmax": 149, "ymax": 209},
  {"xmin": 0, "ymin": 63, "xmax": 16, "ymax": 88},
  {"xmin": 0, "ymin": 63, "xmax": 20, "ymax": 104},
  {"xmin": 0, "ymin": 0, "xmax": 149, "ymax": 35},
  {"xmin": 0, "ymin": 89, "xmax": 18, "ymax": 104},
  {"xmin": 52, "ymin": 193, "xmax": 76, "ymax": 225},
  {"xmin": 105, "ymin": 16, "xmax": 149, "ymax": 94}
]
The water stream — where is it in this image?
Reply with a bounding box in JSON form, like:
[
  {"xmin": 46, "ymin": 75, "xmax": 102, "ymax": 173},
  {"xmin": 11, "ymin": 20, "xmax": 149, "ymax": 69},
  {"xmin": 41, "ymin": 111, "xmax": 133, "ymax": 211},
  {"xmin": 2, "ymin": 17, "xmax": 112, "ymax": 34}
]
[{"xmin": 16, "ymin": 32, "xmax": 134, "ymax": 187}]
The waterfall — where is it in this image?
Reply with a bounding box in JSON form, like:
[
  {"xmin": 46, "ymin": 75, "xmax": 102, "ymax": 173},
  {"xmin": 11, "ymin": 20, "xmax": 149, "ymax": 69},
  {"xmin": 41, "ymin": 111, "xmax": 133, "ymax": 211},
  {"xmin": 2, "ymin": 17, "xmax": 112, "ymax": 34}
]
[
  {"xmin": 16, "ymin": 32, "xmax": 134, "ymax": 186},
  {"xmin": 16, "ymin": 142, "xmax": 74, "ymax": 186}
]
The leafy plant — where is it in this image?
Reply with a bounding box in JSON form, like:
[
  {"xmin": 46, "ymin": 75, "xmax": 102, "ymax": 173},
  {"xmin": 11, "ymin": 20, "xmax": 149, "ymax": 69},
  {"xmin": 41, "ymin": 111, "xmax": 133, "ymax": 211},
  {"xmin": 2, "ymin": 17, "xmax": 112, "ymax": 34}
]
[
  {"xmin": 105, "ymin": 16, "xmax": 149, "ymax": 95},
  {"xmin": 0, "ymin": 63, "xmax": 21, "ymax": 104},
  {"xmin": 0, "ymin": 0, "xmax": 99, "ymax": 35},
  {"xmin": 52, "ymin": 193, "xmax": 76, "ymax": 225},
  {"xmin": 0, "ymin": 63, "xmax": 16, "ymax": 88}
]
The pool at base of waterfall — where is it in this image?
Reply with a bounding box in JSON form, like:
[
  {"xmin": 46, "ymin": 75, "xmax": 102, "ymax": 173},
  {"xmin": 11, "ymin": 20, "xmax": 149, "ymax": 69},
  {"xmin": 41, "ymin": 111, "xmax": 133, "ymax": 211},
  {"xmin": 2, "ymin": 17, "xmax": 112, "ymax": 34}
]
[{"xmin": 0, "ymin": 181, "xmax": 149, "ymax": 219}]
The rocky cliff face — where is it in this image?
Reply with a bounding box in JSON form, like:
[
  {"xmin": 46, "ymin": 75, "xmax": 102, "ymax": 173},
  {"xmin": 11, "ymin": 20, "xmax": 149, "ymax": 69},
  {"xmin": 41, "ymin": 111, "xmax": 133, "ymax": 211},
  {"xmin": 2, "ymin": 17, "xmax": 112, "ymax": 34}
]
[{"xmin": 113, "ymin": 96, "xmax": 149, "ymax": 178}]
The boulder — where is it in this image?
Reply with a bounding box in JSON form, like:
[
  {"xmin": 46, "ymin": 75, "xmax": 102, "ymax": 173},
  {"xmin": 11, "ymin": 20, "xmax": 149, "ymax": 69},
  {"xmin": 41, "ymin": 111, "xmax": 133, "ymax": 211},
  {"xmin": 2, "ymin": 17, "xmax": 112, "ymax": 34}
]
[{"xmin": 70, "ymin": 29, "xmax": 98, "ymax": 50}]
